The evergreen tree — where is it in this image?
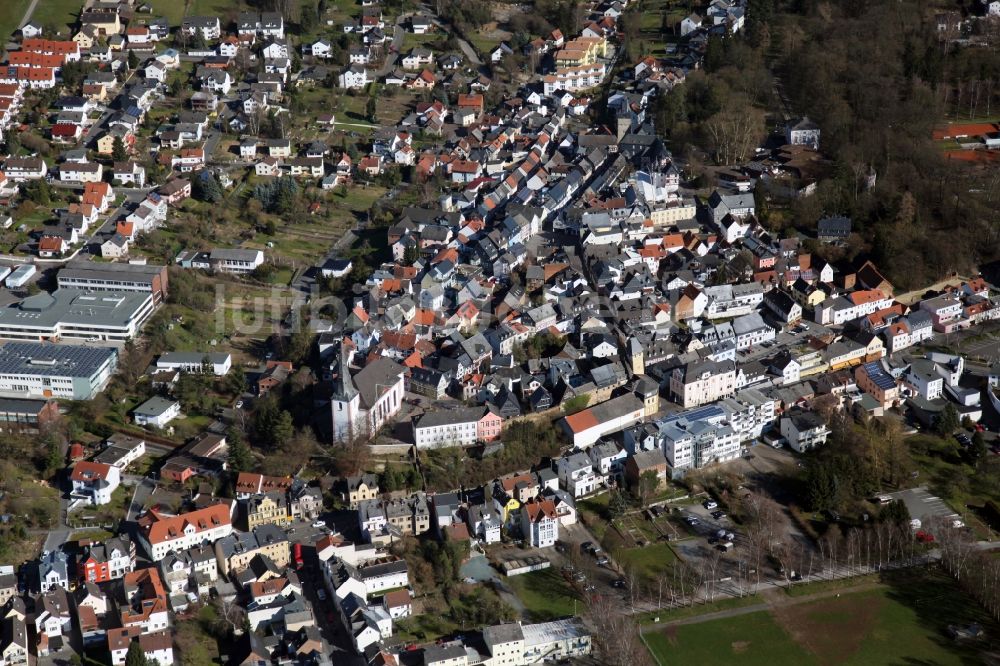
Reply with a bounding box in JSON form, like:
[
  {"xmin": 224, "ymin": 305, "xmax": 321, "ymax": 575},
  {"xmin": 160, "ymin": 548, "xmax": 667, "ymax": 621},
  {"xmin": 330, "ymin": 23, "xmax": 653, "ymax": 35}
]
[
  {"xmin": 112, "ymin": 135, "xmax": 128, "ymax": 162},
  {"xmin": 127, "ymin": 49, "xmax": 139, "ymax": 70},
  {"xmin": 272, "ymin": 411, "xmax": 294, "ymax": 447},
  {"xmin": 194, "ymin": 171, "xmax": 223, "ymax": 203},
  {"xmin": 806, "ymin": 463, "xmax": 838, "ymax": 511},
  {"xmin": 226, "ymin": 365, "xmax": 247, "ymax": 395},
  {"xmin": 125, "ymin": 641, "xmax": 148, "ymax": 666},
  {"xmin": 934, "ymin": 403, "xmax": 960, "ymax": 436},
  {"xmin": 228, "ymin": 430, "xmax": 253, "ymax": 473},
  {"xmin": 44, "ymin": 438, "xmax": 62, "ymax": 475}
]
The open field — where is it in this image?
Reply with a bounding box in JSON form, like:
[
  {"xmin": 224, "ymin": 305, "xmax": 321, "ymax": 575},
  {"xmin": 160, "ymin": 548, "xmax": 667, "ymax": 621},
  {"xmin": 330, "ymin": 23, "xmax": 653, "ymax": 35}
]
[
  {"xmin": 29, "ymin": 0, "xmax": 82, "ymax": 36},
  {"xmin": 645, "ymin": 572, "xmax": 996, "ymax": 665},
  {"xmin": 646, "ymin": 608, "xmax": 812, "ymax": 664},
  {"xmin": 617, "ymin": 542, "xmax": 678, "ymax": 583},
  {"xmin": 0, "ymin": 0, "xmax": 32, "ymax": 43}
]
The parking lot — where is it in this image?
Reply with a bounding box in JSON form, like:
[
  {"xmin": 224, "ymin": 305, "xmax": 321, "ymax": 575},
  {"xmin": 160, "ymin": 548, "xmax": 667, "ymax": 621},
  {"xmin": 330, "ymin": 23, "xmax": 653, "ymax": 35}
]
[{"xmin": 883, "ymin": 487, "xmax": 962, "ymax": 526}]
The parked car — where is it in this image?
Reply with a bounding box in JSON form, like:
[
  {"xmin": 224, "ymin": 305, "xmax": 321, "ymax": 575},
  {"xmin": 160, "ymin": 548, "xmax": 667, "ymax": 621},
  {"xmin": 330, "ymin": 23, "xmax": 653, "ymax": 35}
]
[
  {"xmin": 711, "ymin": 510, "xmax": 726, "ymax": 520},
  {"xmin": 580, "ymin": 541, "xmax": 594, "ymax": 554},
  {"xmin": 703, "ymin": 499, "xmax": 718, "ymax": 510},
  {"xmin": 684, "ymin": 516, "xmax": 700, "ymax": 526},
  {"xmin": 596, "ymin": 556, "xmax": 609, "ymax": 566},
  {"xmin": 317, "ymin": 589, "xmax": 327, "ymax": 601}
]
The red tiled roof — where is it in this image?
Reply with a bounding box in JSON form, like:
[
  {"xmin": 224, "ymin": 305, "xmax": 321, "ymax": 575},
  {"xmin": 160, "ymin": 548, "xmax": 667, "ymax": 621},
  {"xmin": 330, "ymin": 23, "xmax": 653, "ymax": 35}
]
[
  {"xmin": 141, "ymin": 503, "xmax": 230, "ymax": 545},
  {"xmin": 70, "ymin": 460, "xmax": 113, "ymax": 482}
]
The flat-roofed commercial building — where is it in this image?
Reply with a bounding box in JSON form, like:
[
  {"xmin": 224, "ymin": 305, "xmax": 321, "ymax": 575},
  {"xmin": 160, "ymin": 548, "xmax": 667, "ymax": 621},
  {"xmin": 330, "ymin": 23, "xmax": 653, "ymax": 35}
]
[
  {"xmin": 0, "ymin": 289, "xmax": 155, "ymax": 343},
  {"xmin": 0, "ymin": 342, "xmax": 118, "ymax": 399},
  {"xmin": 57, "ymin": 261, "xmax": 169, "ymax": 303}
]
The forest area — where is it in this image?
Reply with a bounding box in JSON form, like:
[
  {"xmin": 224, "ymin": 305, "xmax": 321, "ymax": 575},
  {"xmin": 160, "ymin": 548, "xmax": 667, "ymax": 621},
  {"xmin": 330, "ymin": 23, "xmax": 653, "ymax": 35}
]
[
  {"xmin": 776, "ymin": 0, "xmax": 1000, "ymax": 290},
  {"xmin": 654, "ymin": 0, "xmax": 1000, "ymax": 290}
]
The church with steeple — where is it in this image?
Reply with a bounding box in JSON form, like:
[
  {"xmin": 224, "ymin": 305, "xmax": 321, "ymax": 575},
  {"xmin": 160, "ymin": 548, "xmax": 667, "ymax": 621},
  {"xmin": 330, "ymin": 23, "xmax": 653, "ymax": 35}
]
[{"xmin": 331, "ymin": 342, "xmax": 407, "ymax": 443}]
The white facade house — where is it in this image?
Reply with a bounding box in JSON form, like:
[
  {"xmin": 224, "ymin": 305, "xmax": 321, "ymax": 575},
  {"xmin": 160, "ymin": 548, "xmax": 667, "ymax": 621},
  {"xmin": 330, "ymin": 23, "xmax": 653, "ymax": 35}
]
[
  {"xmin": 132, "ymin": 396, "xmax": 181, "ymax": 428},
  {"xmin": 339, "ymin": 65, "xmax": 370, "ymax": 89},
  {"xmin": 209, "ymin": 248, "xmax": 264, "ymax": 274},
  {"xmin": 704, "ymin": 283, "xmax": 764, "ymax": 319},
  {"xmin": 904, "ymin": 358, "xmax": 946, "ymax": 401},
  {"xmin": 562, "ymin": 393, "xmax": 645, "ymax": 448},
  {"xmin": 556, "ymin": 453, "xmax": 602, "ymax": 497},
  {"xmin": 520, "ymin": 499, "xmax": 559, "ymax": 548},
  {"xmin": 779, "ymin": 409, "xmax": 831, "ymax": 453},
  {"xmin": 670, "ymin": 359, "xmax": 737, "ymax": 408},
  {"xmin": 467, "ymin": 504, "xmax": 502, "ymax": 544},
  {"xmin": 656, "ymin": 405, "xmax": 741, "ymax": 472},
  {"xmin": 139, "ymin": 504, "xmax": 233, "ymax": 561},
  {"xmin": 155, "ymin": 352, "xmax": 232, "ymax": 376},
  {"xmin": 732, "ymin": 312, "xmax": 775, "ymax": 350},
  {"xmin": 70, "ymin": 461, "xmax": 121, "ymax": 506}
]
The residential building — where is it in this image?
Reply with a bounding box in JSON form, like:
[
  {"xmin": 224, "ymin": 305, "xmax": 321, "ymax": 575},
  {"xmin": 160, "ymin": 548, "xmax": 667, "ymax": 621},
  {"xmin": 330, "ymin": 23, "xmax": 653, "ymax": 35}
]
[
  {"xmin": 239, "ymin": 492, "xmax": 290, "ymax": 530},
  {"xmin": 412, "ymin": 406, "xmax": 502, "ymax": 448},
  {"xmin": 344, "ymin": 474, "xmax": 380, "ymax": 508},
  {"xmin": 669, "ymin": 359, "xmax": 737, "ymax": 408},
  {"xmin": 215, "ymin": 525, "xmax": 290, "ymax": 576},
  {"xmin": 854, "ymin": 362, "xmax": 900, "ymax": 409},
  {"xmin": 77, "ymin": 537, "xmax": 136, "ymax": 584},
  {"xmin": 69, "ymin": 461, "xmax": 120, "ymax": 505},
  {"xmin": 132, "ymin": 396, "xmax": 180, "ymax": 428},
  {"xmin": 556, "ymin": 453, "xmax": 602, "ymax": 497},
  {"xmin": 138, "ymin": 503, "xmax": 234, "ymax": 560},
  {"xmin": 519, "ymin": 498, "xmax": 558, "ymax": 548},
  {"xmin": 93, "ymin": 434, "xmax": 146, "ymax": 470},
  {"xmin": 779, "ymin": 409, "xmax": 831, "ymax": 452},
  {"xmin": 108, "ymin": 629, "xmax": 173, "ymax": 666},
  {"xmin": 33, "ymin": 550, "xmax": 70, "ymax": 593}
]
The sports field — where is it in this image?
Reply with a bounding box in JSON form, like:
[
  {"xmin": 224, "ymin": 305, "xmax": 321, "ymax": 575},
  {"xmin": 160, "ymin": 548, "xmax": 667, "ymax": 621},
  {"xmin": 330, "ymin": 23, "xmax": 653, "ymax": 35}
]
[{"xmin": 645, "ymin": 573, "xmax": 995, "ymax": 665}]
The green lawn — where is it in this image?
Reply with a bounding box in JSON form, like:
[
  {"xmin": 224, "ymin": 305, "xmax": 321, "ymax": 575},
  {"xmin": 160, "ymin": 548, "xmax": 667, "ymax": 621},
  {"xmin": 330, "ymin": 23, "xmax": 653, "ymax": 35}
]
[
  {"xmin": 506, "ymin": 569, "xmax": 580, "ymax": 621},
  {"xmin": 0, "ymin": 0, "xmax": 32, "ymax": 42},
  {"xmin": 617, "ymin": 542, "xmax": 678, "ymax": 583},
  {"xmin": 394, "ymin": 610, "xmax": 461, "ymax": 643},
  {"xmin": 646, "ymin": 572, "xmax": 995, "ymax": 665},
  {"xmin": 144, "ymin": 0, "xmax": 188, "ymax": 24},
  {"xmin": 29, "ymin": 0, "xmax": 82, "ymax": 36},
  {"xmin": 645, "ymin": 609, "xmax": 812, "ymax": 664},
  {"xmin": 189, "ymin": 0, "xmax": 249, "ymax": 16}
]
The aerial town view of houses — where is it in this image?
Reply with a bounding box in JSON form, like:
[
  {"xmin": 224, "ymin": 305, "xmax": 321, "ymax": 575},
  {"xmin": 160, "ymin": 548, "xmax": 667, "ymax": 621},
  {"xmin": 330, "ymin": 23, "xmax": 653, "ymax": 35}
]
[{"xmin": 0, "ymin": 0, "xmax": 998, "ymax": 663}]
